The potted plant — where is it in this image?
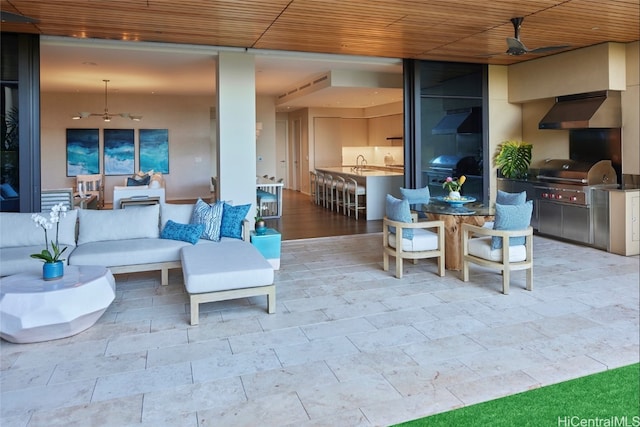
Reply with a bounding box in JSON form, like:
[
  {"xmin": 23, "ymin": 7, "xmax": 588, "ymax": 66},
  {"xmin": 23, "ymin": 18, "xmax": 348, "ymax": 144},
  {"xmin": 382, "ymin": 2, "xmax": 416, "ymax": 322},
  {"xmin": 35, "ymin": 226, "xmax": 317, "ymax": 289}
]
[
  {"xmin": 494, "ymin": 140, "xmax": 533, "ymax": 179},
  {"xmin": 442, "ymin": 175, "xmax": 466, "ymax": 199},
  {"xmin": 30, "ymin": 202, "xmax": 69, "ymax": 280}
]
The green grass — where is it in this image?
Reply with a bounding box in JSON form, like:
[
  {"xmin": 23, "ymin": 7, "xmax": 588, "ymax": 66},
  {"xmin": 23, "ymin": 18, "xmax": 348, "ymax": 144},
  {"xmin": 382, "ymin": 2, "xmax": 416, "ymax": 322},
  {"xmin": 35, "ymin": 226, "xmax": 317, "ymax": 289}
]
[{"xmin": 395, "ymin": 363, "xmax": 639, "ymax": 427}]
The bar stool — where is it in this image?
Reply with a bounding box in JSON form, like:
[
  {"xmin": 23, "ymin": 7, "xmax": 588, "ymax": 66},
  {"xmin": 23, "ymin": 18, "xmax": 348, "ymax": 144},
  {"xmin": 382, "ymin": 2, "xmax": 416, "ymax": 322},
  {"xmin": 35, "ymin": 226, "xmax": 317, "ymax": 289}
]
[
  {"xmin": 315, "ymin": 170, "xmax": 326, "ymax": 206},
  {"xmin": 334, "ymin": 175, "xmax": 347, "ymax": 214},
  {"xmin": 323, "ymin": 173, "xmax": 334, "ymax": 209},
  {"xmin": 309, "ymin": 171, "xmax": 318, "ymax": 204},
  {"xmin": 346, "ymin": 177, "xmax": 366, "ymax": 220}
]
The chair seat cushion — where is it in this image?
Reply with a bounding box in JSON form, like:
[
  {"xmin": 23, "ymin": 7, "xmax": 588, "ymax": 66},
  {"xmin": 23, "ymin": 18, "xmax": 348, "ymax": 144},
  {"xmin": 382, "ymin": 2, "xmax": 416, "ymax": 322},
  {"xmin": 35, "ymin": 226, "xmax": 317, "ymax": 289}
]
[
  {"xmin": 387, "ymin": 228, "xmax": 439, "ymax": 252},
  {"xmin": 468, "ymin": 236, "xmax": 527, "ymax": 262}
]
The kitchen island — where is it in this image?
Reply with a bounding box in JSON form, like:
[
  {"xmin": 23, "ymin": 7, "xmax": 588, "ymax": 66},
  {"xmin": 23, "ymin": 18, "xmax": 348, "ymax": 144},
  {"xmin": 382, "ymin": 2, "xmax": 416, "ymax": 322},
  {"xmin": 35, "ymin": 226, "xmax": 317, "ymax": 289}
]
[{"xmin": 316, "ymin": 166, "xmax": 404, "ymax": 220}]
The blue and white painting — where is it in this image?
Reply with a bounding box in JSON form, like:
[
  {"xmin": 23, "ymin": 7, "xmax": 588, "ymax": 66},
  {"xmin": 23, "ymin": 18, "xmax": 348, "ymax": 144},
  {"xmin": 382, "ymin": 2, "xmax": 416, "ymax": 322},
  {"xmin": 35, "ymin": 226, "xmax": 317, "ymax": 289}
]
[
  {"xmin": 104, "ymin": 129, "xmax": 134, "ymax": 175},
  {"xmin": 139, "ymin": 129, "xmax": 169, "ymax": 174},
  {"xmin": 66, "ymin": 128, "xmax": 99, "ymax": 176}
]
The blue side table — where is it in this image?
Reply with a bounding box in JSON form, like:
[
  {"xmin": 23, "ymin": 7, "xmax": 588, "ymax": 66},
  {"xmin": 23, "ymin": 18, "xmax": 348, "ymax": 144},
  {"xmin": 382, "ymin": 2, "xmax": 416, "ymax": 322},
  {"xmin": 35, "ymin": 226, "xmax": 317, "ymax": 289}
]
[{"xmin": 250, "ymin": 228, "xmax": 281, "ymax": 270}]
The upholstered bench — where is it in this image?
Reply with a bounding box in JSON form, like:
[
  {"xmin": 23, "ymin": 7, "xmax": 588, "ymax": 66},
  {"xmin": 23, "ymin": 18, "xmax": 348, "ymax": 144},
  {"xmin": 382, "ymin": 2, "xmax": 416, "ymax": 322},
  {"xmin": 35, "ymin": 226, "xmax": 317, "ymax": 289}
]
[{"xmin": 180, "ymin": 240, "xmax": 275, "ymax": 325}]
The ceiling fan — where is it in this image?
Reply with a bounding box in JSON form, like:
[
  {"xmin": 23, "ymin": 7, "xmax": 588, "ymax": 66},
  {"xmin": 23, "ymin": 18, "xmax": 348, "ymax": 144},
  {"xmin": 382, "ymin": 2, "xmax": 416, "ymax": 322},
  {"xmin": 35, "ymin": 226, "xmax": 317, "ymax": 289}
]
[
  {"xmin": 72, "ymin": 80, "xmax": 142, "ymax": 122},
  {"xmin": 505, "ymin": 17, "xmax": 570, "ymax": 56}
]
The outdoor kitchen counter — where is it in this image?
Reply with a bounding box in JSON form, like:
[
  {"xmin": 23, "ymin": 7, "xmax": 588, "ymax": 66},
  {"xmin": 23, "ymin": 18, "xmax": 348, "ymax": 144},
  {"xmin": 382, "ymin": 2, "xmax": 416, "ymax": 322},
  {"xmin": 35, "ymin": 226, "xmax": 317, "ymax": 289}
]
[{"xmin": 316, "ymin": 167, "xmax": 404, "ymax": 220}]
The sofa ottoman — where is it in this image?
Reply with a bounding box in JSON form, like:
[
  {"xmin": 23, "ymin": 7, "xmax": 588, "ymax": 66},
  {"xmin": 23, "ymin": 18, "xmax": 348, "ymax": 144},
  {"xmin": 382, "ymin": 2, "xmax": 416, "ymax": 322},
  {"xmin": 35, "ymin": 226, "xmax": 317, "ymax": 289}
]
[{"xmin": 181, "ymin": 240, "xmax": 275, "ymax": 325}]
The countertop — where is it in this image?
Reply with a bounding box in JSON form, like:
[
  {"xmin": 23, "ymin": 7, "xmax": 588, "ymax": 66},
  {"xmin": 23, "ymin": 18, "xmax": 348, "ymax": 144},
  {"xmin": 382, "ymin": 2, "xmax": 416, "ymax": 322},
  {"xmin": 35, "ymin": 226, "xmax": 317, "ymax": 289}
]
[{"xmin": 317, "ymin": 166, "xmax": 403, "ymax": 177}]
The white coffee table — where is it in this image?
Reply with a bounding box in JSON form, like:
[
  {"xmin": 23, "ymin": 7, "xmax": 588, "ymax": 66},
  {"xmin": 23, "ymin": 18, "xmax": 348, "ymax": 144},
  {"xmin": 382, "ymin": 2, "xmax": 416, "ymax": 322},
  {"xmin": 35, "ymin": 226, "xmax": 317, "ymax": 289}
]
[{"xmin": 0, "ymin": 265, "xmax": 116, "ymax": 343}]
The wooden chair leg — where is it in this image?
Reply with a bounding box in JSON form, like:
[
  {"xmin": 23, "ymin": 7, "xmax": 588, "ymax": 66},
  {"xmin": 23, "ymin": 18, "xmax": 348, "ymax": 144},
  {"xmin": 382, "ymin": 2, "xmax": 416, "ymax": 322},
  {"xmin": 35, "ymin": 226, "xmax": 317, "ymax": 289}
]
[
  {"xmin": 502, "ymin": 267, "xmax": 510, "ymax": 294},
  {"xmin": 383, "ymin": 252, "xmax": 389, "ymax": 272},
  {"xmin": 395, "ymin": 256, "xmax": 403, "ymax": 279},
  {"xmin": 526, "ymin": 267, "xmax": 533, "ymax": 291}
]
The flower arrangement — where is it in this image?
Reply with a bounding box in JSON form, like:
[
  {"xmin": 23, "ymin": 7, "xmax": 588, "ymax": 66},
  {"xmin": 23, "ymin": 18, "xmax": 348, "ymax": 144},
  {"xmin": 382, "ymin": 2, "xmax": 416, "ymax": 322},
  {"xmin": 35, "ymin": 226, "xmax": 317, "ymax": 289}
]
[
  {"xmin": 30, "ymin": 203, "xmax": 68, "ymax": 263},
  {"xmin": 255, "ymin": 207, "xmax": 264, "ymax": 223},
  {"xmin": 442, "ymin": 175, "xmax": 466, "ymax": 193}
]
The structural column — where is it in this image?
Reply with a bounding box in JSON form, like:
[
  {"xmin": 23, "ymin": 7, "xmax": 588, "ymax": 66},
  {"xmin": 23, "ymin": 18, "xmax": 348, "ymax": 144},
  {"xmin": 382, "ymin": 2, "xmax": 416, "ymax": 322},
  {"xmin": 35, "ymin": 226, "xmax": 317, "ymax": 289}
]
[{"xmin": 216, "ymin": 51, "xmax": 257, "ymax": 212}]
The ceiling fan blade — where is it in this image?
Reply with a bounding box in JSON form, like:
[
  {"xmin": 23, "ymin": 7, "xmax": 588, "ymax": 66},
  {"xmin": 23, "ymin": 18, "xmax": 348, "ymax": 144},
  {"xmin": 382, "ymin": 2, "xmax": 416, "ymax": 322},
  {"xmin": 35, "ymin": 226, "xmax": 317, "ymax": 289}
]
[
  {"xmin": 506, "ymin": 37, "xmax": 528, "ymax": 55},
  {"xmin": 528, "ymin": 45, "xmax": 571, "ymax": 54}
]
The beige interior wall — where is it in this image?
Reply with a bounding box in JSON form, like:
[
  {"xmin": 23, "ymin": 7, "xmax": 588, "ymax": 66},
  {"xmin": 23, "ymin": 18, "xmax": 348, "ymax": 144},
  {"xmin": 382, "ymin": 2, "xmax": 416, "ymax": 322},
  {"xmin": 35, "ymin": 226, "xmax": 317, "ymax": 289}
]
[
  {"xmin": 41, "ymin": 91, "xmax": 214, "ymax": 204},
  {"xmin": 508, "ymin": 42, "xmax": 627, "ymax": 102}
]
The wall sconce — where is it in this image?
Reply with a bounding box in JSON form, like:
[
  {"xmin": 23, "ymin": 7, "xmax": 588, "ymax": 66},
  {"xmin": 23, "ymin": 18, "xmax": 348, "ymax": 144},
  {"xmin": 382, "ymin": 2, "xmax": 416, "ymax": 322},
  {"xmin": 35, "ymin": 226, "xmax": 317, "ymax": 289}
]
[{"xmin": 256, "ymin": 122, "xmax": 263, "ymax": 137}]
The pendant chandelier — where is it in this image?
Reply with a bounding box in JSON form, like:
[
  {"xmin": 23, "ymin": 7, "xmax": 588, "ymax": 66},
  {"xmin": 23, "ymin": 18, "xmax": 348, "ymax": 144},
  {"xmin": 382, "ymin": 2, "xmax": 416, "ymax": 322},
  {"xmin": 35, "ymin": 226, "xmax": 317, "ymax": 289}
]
[{"xmin": 72, "ymin": 80, "xmax": 142, "ymax": 122}]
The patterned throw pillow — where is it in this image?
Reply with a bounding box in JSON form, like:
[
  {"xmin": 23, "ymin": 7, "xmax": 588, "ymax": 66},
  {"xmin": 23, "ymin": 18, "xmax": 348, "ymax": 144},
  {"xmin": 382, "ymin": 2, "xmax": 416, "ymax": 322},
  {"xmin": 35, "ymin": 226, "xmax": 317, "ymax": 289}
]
[
  {"xmin": 496, "ymin": 190, "xmax": 526, "ymax": 205},
  {"xmin": 220, "ymin": 203, "xmax": 251, "ymax": 239},
  {"xmin": 160, "ymin": 220, "xmax": 204, "ymax": 245},
  {"xmin": 190, "ymin": 199, "xmax": 224, "ymax": 241},
  {"xmin": 491, "ymin": 200, "xmax": 533, "ymax": 249},
  {"xmin": 385, "ymin": 194, "xmax": 413, "ymax": 240}
]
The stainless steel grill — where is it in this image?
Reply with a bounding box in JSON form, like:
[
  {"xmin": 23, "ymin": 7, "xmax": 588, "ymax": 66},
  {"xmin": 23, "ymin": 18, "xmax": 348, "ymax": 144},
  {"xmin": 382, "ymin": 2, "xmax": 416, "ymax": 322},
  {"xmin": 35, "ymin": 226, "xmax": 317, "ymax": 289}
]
[{"xmin": 535, "ymin": 159, "xmax": 618, "ymax": 248}]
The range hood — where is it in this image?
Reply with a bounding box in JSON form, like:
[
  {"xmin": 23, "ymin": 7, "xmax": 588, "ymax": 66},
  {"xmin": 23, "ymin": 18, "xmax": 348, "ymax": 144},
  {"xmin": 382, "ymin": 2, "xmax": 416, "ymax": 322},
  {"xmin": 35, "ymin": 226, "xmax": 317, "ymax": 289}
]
[
  {"xmin": 432, "ymin": 107, "xmax": 481, "ymax": 135},
  {"xmin": 538, "ymin": 91, "xmax": 621, "ymax": 129}
]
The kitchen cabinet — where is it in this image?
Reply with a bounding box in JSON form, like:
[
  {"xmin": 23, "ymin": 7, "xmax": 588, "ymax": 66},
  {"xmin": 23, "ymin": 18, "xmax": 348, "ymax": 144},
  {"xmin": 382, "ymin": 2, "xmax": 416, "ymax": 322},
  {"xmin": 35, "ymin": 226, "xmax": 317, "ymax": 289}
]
[
  {"xmin": 368, "ymin": 114, "xmax": 402, "ymax": 146},
  {"xmin": 609, "ymin": 189, "xmax": 640, "ymax": 256}
]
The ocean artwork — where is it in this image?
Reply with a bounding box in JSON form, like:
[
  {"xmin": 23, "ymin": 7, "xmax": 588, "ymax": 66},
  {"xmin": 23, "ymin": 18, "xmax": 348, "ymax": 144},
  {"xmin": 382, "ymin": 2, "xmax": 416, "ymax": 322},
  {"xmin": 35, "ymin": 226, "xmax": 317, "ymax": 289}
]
[
  {"xmin": 66, "ymin": 129, "xmax": 99, "ymax": 176},
  {"xmin": 139, "ymin": 129, "xmax": 169, "ymax": 173},
  {"xmin": 104, "ymin": 129, "xmax": 134, "ymax": 175}
]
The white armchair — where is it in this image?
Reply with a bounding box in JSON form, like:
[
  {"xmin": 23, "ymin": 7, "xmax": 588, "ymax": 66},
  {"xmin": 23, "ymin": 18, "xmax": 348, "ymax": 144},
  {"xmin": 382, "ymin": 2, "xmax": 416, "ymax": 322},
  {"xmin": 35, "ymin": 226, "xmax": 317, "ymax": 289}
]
[
  {"xmin": 383, "ymin": 216, "xmax": 445, "ymax": 279},
  {"xmin": 461, "ymin": 224, "xmax": 533, "ymax": 294}
]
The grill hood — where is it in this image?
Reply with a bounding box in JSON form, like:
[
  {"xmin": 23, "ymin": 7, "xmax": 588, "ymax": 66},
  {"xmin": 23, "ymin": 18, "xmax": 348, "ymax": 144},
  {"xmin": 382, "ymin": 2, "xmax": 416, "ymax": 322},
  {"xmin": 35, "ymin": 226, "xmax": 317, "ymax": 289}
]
[
  {"xmin": 432, "ymin": 107, "xmax": 481, "ymax": 135},
  {"xmin": 539, "ymin": 91, "xmax": 621, "ymax": 129}
]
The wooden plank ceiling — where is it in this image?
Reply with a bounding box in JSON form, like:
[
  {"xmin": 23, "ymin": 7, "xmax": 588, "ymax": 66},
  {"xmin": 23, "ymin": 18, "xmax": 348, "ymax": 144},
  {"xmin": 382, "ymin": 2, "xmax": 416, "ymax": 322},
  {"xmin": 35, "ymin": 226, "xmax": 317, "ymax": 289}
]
[{"xmin": 1, "ymin": 0, "xmax": 638, "ymax": 65}]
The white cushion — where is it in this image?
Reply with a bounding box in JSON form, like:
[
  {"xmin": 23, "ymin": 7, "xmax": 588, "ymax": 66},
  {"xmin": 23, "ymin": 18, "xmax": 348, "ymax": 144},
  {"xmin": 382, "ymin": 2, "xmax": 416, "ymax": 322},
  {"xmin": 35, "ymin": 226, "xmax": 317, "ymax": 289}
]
[
  {"xmin": 77, "ymin": 204, "xmax": 160, "ymax": 245},
  {"xmin": 0, "ymin": 246, "xmax": 57, "ymax": 276},
  {"xmin": 0, "ymin": 210, "xmax": 77, "ymax": 248},
  {"xmin": 160, "ymin": 203, "xmax": 194, "ymax": 229},
  {"xmin": 387, "ymin": 228, "xmax": 439, "ymax": 252},
  {"xmin": 181, "ymin": 241, "xmax": 273, "ymax": 294},
  {"xmin": 467, "ymin": 236, "xmax": 527, "ymax": 262}
]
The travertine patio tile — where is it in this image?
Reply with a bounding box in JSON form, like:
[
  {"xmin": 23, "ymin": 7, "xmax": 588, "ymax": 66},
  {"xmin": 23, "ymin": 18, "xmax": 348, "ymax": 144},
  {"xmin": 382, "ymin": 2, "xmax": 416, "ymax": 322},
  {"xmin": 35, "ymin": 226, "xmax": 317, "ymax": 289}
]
[
  {"xmin": 296, "ymin": 374, "xmax": 401, "ymax": 419},
  {"xmin": 325, "ymin": 347, "xmax": 419, "ymax": 382},
  {"xmin": 142, "ymin": 377, "xmax": 246, "ymax": 424},
  {"xmin": 274, "ymin": 335, "xmax": 360, "ymax": 367},
  {"xmin": 301, "ymin": 317, "xmax": 376, "ymax": 340},
  {"xmin": 92, "ymin": 362, "xmax": 193, "ymax": 402},
  {"xmin": 348, "ymin": 324, "xmax": 428, "ymax": 352},
  {"xmin": 361, "ymin": 387, "xmax": 464, "ymax": 427},
  {"xmin": 413, "ymin": 314, "xmax": 488, "ymax": 339},
  {"xmin": 228, "ymin": 326, "xmax": 308, "ymax": 354},
  {"xmin": 0, "ymin": 233, "xmax": 637, "ymax": 427},
  {"xmin": 191, "ymin": 348, "xmax": 282, "ymax": 382},
  {"xmin": 146, "ymin": 338, "xmax": 231, "ymax": 367},
  {"xmin": 197, "ymin": 390, "xmax": 309, "ymax": 427},
  {"xmin": 447, "ymin": 370, "xmax": 540, "ymax": 406},
  {"xmin": 29, "ymin": 395, "xmax": 144, "ymax": 427},
  {"xmin": 241, "ymin": 360, "xmax": 339, "ymax": 399}
]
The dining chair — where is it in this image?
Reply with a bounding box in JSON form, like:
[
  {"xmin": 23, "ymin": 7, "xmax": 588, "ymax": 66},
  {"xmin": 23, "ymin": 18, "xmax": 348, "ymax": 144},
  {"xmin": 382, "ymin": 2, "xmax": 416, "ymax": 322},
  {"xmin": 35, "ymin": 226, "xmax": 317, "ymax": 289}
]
[
  {"xmin": 76, "ymin": 174, "xmax": 104, "ymax": 209},
  {"xmin": 383, "ymin": 195, "xmax": 445, "ymax": 278},
  {"xmin": 461, "ymin": 200, "xmax": 533, "ymax": 294}
]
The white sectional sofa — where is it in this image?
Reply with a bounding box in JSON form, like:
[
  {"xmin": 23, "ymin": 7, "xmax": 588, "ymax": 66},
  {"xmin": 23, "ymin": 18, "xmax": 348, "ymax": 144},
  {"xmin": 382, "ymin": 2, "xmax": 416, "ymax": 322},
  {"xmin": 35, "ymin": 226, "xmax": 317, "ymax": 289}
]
[{"xmin": 0, "ymin": 203, "xmax": 250, "ymax": 285}]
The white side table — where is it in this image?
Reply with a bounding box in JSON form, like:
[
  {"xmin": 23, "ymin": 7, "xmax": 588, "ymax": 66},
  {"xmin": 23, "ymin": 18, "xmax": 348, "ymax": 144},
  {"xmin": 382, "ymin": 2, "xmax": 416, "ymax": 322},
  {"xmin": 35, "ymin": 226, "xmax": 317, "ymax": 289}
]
[{"xmin": 0, "ymin": 265, "xmax": 116, "ymax": 343}]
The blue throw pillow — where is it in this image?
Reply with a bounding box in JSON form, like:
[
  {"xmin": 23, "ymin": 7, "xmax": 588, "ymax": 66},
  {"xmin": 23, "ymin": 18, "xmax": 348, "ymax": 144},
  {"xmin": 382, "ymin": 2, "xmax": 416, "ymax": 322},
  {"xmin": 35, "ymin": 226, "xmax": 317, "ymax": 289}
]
[
  {"xmin": 0, "ymin": 183, "xmax": 18, "ymax": 198},
  {"xmin": 496, "ymin": 190, "xmax": 526, "ymax": 205},
  {"xmin": 127, "ymin": 175, "xmax": 150, "ymax": 186},
  {"xmin": 385, "ymin": 194, "xmax": 413, "ymax": 240},
  {"xmin": 491, "ymin": 201, "xmax": 533, "ymax": 249},
  {"xmin": 190, "ymin": 199, "xmax": 224, "ymax": 241},
  {"xmin": 160, "ymin": 220, "xmax": 204, "ymax": 245},
  {"xmin": 220, "ymin": 202, "xmax": 251, "ymax": 239},
  {"xmin": 400, "ymin": 186, "xmax": 430, "ymax": 205}
]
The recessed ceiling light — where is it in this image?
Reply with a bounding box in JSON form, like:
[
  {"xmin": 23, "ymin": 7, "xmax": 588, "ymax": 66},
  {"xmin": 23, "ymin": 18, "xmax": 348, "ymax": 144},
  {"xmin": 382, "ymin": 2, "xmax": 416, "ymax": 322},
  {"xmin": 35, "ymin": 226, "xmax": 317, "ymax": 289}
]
[{"xmin": 82, "ymin": 61, "xmax": 98, "ymax": 66}]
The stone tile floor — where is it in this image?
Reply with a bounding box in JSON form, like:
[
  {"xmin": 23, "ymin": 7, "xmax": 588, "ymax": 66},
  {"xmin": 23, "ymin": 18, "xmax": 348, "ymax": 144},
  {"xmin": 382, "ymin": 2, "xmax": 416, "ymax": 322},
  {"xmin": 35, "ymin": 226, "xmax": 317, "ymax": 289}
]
[{"xmin": 1, "ymin": 234, "xmax": 638, "ymax": 426}]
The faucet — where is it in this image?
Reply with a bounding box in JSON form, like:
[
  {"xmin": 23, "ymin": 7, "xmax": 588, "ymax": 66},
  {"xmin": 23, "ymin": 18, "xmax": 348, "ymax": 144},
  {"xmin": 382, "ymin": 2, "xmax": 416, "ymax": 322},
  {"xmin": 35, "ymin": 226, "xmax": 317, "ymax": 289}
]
[{"xmin": 356, "ymin": 154, "xmax": 367, "ymax": 169}]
